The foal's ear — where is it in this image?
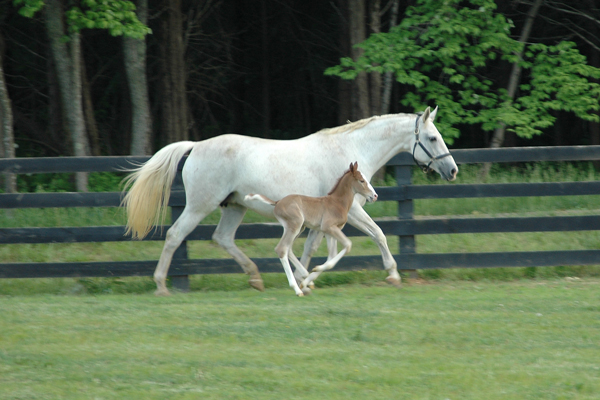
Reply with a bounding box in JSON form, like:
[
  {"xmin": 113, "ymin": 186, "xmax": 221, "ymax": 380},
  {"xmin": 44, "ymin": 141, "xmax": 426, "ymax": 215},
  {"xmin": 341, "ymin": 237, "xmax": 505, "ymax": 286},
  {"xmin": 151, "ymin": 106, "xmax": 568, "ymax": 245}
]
[{"xmin": 350, "ymin": 161, "xmax": 358, "ymax": 172}]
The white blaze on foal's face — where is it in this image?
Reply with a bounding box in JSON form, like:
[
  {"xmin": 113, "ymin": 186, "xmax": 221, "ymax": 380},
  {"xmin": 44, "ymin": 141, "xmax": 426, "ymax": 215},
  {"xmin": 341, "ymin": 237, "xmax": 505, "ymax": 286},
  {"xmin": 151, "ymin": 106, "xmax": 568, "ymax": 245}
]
[{"xmin": 354, "ymin": 170, "xmax": 378, "ymax": 203}]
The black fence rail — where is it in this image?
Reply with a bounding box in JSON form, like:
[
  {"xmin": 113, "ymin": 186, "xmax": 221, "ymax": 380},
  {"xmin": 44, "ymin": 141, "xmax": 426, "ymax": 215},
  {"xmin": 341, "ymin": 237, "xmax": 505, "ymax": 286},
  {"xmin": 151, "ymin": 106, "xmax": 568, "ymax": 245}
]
[{"xmin": 1, "ymin": 146, "xmax": 600, "ymax": 288}]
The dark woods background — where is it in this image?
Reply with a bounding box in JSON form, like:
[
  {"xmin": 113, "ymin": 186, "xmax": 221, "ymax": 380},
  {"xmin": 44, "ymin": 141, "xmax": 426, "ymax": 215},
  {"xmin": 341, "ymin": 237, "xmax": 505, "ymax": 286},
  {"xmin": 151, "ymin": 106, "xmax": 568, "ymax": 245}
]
[{"xmin": 1, "ymin": 0, "xmax": 599, "ymax": 159}]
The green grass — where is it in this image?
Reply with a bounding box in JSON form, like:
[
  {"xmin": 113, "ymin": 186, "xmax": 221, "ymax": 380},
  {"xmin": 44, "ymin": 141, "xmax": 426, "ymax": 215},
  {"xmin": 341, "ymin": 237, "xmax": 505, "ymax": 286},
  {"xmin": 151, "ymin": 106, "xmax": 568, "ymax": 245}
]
[
  {"xmin": 1, "ymin": 280, "xmax": 600, "ymax": 399},
  {"xmin": 2, "ymin": 163, "xmax": 600, "ymax": 295}
]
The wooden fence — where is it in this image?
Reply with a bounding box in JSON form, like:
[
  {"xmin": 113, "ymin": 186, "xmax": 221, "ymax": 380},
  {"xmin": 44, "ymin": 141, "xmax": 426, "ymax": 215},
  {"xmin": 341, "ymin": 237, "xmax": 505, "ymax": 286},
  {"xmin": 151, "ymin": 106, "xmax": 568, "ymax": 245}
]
[{"xmin": 1, "ymin": 146, "xmax": 600, "ymax": 290}]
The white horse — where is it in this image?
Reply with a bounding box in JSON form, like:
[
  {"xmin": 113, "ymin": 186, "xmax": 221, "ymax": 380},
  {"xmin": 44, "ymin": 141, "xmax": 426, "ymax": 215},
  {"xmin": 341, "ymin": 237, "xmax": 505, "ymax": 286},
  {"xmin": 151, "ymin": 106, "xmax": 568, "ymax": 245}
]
[{"xmin": 122, "ymin": 106, "xmax": 458, "ymax": 296}]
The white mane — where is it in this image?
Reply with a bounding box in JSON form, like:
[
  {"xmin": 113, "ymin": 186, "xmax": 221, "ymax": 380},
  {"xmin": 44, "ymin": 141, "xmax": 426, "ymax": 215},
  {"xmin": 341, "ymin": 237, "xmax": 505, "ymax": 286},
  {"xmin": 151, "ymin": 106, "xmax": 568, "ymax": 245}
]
[{"xmin": 316, "ymin": 113, "xmax": 413, "ymax": 135}]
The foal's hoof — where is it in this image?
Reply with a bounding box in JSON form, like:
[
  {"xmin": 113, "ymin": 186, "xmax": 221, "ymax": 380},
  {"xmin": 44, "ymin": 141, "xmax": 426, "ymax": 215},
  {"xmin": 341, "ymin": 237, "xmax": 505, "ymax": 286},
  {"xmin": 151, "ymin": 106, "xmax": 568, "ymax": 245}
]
[
  {"xmin": 249, "ymin": 278, "xmax": 265, "ymax": 292},
  {"xmin": 296, "ymin": 292, "xmax": 305, "ymax": 297},
  {"xmin": 154, "ymin": 288, "xmax": 172, "ymax": 297},
  {"xmin": 385, "ymin": 276, "xmax": 402, "ymax": 288},
  {"xmin": 301, "ymin": 286, "xmax": 312, "ymax": 296}
]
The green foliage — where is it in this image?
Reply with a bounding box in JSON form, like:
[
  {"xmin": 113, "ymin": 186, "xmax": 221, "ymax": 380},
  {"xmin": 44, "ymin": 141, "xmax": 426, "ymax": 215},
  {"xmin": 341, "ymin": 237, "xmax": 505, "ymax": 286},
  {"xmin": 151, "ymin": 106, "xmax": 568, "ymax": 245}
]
[
  {"xmin": 66, "ymin": 0, "xmax": 151, "ymax": 38},
  {"xmin": 13, "ymin": 0, "xmax": 151, "ymax": 39},
  {"xmin": 13, "ymin": 0, "xmax": 44, "ymax": 17},
  {"xmin": 13, "ymin": 172, "xmax": 125, "ymax": 193},
  {"xmin": 326, "ymin": 0, "xmax": 600, "ymax": 142}
]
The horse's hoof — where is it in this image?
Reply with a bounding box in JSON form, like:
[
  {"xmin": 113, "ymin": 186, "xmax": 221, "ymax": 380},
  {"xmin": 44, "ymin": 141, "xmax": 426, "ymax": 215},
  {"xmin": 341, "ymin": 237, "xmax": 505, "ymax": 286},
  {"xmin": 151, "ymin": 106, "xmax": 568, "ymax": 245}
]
[
  {"xmin": 301, "ymin": 286, "xmax": 312, "ymax": 296},
  {"xmin": 154, "ymin": 288, "xmax": 171, "ymax": 296},
  {"xmin": 249, "ymin": 278, "xmax": 265, "ymax": 292},
  {"xmin": 385, "ymin": 276, "xmax": 402, "ymax": 288},
  {"xmin": 296, "ymin": 292, "xmax": 304, "ymax": 297}
]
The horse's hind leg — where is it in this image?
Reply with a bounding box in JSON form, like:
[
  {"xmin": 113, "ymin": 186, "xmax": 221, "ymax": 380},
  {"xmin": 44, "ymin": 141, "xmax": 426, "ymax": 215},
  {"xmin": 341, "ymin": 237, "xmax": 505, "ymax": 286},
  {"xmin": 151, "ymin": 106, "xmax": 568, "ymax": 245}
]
[
  {"xmin": 154, "ymin": 206, "xmax": 208, "ymax": 296},
  {"xmin": 213, "ymin": 203, "xmax": 264, "ymax": 291}
]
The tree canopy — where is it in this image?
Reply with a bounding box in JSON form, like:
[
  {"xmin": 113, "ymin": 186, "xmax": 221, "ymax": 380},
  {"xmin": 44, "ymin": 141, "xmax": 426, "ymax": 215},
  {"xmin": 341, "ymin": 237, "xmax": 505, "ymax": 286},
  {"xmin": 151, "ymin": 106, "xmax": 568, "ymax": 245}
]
[
  {"xmin": 326, "ymin": 0, "xmax": 600, "ymax": 144},
  {"xmin": 1, "ymin": 0, "xmax": 600, "ymax": 160}
]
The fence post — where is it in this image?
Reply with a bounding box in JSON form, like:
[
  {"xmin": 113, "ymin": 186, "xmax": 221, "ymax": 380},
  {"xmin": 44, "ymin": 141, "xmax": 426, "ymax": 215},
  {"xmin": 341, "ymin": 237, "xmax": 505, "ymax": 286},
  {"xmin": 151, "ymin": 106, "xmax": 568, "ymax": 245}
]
[
  {"xmin": 170, "ymin": 170, "xmax": 190, "ymax": 292},
  {"xmin": 395, "ymin": 164, "xmax": 418, "ymax": 279}
]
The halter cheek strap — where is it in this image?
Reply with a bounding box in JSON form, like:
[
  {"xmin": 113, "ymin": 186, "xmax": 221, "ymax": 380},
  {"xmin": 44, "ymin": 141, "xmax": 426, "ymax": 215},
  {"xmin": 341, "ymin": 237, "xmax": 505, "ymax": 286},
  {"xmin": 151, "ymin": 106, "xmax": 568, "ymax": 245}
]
[{"xmin": 412, "ymin": 112, "xmax": 452, "ymax": 173}]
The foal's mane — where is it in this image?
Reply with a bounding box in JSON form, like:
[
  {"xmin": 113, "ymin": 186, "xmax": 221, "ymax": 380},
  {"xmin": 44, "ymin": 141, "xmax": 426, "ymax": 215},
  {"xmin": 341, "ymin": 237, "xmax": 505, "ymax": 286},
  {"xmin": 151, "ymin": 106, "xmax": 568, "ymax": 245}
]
[
  {"xmin": 327, "ymin": 168, "xmax": 353, "ymax": 195},
  {"xmin": 316, "ymin": 113, "xmax": 412, "ymax": 136}
]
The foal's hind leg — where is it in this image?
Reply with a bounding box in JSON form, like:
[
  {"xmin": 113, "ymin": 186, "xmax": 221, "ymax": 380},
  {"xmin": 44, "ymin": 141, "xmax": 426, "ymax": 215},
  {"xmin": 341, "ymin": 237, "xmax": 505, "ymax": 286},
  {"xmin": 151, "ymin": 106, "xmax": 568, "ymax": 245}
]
[
  {"xmin": 154, "ymin": 207, "xmax": 208, "ymax": 296},
  {"xmin": 213, "ymin": 203, "xmax": 264, "ymax": 291},
  {"xmin": 275, "ymin": 220, "xmax": 305, "ymax": 296}
]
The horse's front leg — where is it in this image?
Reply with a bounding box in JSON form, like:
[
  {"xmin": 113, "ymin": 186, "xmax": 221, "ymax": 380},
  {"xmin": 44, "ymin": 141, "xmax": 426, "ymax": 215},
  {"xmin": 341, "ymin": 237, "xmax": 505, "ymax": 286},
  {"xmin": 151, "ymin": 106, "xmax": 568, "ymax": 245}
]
[{"xmin": 347, "ymin": 202, "xmax": 401, "ymax": 287}]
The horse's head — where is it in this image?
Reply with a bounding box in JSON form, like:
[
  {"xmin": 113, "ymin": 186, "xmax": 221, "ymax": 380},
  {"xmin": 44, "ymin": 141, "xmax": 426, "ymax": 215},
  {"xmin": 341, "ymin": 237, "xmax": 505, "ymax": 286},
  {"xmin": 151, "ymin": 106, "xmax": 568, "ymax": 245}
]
[
  {"xmin": 412, "ymin": 107, "xmax": 458, "ymax": 181},
  {"xmin": 349, "ymin": 162, "xmax": 378, "ymax": 203}
]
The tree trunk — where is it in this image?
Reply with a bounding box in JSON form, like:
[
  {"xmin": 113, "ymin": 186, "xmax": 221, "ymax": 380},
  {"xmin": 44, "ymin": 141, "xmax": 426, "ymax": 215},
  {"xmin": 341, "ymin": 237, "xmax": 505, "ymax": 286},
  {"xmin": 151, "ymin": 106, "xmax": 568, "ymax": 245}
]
[
  {"xmin": 586, "ymin": 0, "xmax": 600, "ymax": 168},
  {"xmin": 45, "ymin": 0, "xmax": 89, "ymax": 191},
  {"xmin": 369, "ymin": 0, "xmax": 381, "ymax": 117},
  {"xmin": 81, "ymin": 57, "xmax": 100, "ymax": 156},
  {"xmin": 337, "ymin": 0, "xmax": 352, "ymax": 125},
  {"xmin": 260, "ymin": 0, "xmax": 270, "ymax": 137},
  {"xmin": 0, "ymin": 31, "xmax": 16, "ymax": 193},
  {"xmin": 159, "ymin": 0, "xmax": 188, "ymax": 145},
  {"xmin": 124, "ymin": 0, "xmax": 152, "ymax": 155},
  {"xmin": 381, "ymin": 0, "xmax": 399, "ymax": 115},
  {"xmin": 480, "ymin": 0, "xmax": 543, "ymax": 179},
  {"xmin": 349, "ymin": 0, "xmax": 370, "ymax": 120}
]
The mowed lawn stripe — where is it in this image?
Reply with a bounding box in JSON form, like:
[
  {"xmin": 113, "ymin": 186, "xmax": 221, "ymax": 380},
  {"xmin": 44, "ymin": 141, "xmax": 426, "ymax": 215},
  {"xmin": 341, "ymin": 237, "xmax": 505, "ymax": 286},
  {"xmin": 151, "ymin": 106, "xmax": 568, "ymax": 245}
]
[{"xmin": 1, "ymin": 280, "xmax": 599, "ymax": 399}]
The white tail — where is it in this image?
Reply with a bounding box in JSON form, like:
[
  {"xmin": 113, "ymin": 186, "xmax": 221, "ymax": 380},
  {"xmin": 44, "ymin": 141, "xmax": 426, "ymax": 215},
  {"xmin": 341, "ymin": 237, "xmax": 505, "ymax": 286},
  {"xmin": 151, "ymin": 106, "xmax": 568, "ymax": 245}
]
[
  {"xmin": 244, "ymin": 193, "xmax": 277, "ymax": 206},
  {"xmin": 121, "ymin": 141, "xmax": 195, "ymax": 239}
]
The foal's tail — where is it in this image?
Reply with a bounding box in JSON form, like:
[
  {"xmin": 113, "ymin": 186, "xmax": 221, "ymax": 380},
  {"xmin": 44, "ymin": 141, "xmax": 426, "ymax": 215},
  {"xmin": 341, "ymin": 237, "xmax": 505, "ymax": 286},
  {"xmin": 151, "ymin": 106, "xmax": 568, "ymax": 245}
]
[
  {"xmin": 121, "ymin": 141, "xmax": 196, "ymax": 239},
  {"xmin": 244, "ymin": 193, "xmax": 277, "ymax": 206}
]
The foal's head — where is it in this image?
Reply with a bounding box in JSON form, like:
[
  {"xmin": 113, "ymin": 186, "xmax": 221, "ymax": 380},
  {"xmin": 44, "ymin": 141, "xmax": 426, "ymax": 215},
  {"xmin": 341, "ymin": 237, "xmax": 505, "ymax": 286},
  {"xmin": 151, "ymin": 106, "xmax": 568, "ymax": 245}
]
[{"xmin": 343, "ymin": 162, "xmax": 378, "ymax": 203}]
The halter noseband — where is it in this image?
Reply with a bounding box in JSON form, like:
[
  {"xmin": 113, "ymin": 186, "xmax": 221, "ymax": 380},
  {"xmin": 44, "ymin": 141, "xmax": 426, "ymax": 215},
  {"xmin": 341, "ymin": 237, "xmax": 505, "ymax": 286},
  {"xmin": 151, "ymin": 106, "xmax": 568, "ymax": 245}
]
[{"xmin": 412, "ymin": 112, "xmax": 452, "ymax": 173}]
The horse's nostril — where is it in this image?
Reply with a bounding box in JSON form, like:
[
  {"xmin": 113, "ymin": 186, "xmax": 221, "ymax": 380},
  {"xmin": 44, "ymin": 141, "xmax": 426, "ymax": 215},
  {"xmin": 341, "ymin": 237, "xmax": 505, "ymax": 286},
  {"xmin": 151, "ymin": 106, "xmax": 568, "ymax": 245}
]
[{"xmin": 451, "ymin": 168, "xmax": 457, "ymax": 176}]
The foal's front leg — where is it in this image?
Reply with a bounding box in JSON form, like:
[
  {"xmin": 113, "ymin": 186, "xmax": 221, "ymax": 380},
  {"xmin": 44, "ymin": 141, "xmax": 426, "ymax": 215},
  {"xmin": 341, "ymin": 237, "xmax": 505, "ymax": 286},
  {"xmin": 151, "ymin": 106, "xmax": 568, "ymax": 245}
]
[
  {"xmin": 297, "ymin": 229, "xmax": 323, "ymax": 281},
  {"xmin": 288, "ymin": 250, "xmax": 312, "ymax": 295},
  {"xmin": 301, "ymin": 228, "xmax": 351, "ymax": 289}
]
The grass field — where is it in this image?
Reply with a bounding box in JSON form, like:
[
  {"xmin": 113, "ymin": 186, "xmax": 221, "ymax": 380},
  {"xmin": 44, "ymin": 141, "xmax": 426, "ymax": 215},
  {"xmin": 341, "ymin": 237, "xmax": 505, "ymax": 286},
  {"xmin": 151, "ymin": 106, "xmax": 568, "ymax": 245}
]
[{"xmin": 1, "ymin": 279, "xmax": 599, "ymax": 399}]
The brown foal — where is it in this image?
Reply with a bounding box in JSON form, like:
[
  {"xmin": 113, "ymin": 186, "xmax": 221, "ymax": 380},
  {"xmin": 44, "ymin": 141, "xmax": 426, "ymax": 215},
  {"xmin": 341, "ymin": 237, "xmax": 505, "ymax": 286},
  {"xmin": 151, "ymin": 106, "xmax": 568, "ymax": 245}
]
[{"xmin": 245, "ymin": 162, "xmax": 378, "ymax": 296}]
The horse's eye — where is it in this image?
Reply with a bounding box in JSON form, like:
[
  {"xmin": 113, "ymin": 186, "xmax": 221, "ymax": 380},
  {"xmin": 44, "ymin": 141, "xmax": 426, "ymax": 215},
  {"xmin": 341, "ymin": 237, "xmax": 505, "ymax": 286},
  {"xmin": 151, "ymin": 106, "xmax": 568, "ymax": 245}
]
[{"xmin": 429, "ymin": 137, "xmax": 437, "ymax": 142}]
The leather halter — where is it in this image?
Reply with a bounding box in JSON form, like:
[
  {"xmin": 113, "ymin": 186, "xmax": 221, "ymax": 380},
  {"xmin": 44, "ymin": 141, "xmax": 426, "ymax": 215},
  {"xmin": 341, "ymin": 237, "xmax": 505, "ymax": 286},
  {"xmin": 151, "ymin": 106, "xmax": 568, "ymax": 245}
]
[{"xmin": 412, "ymin": 112, "xmax": 452, "ymax": 173}]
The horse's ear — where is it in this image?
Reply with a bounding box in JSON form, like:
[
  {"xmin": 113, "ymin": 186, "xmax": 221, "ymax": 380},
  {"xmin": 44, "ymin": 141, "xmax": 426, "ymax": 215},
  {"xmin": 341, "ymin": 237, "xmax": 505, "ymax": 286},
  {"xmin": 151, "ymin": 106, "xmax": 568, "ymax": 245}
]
[
  {"xmin": 430, "ymin": 106, "xmax": 438, "ymax": 122},
  {"xmin": 422, "ymin": 106, "xmax": 431, "ymax": 122}
]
